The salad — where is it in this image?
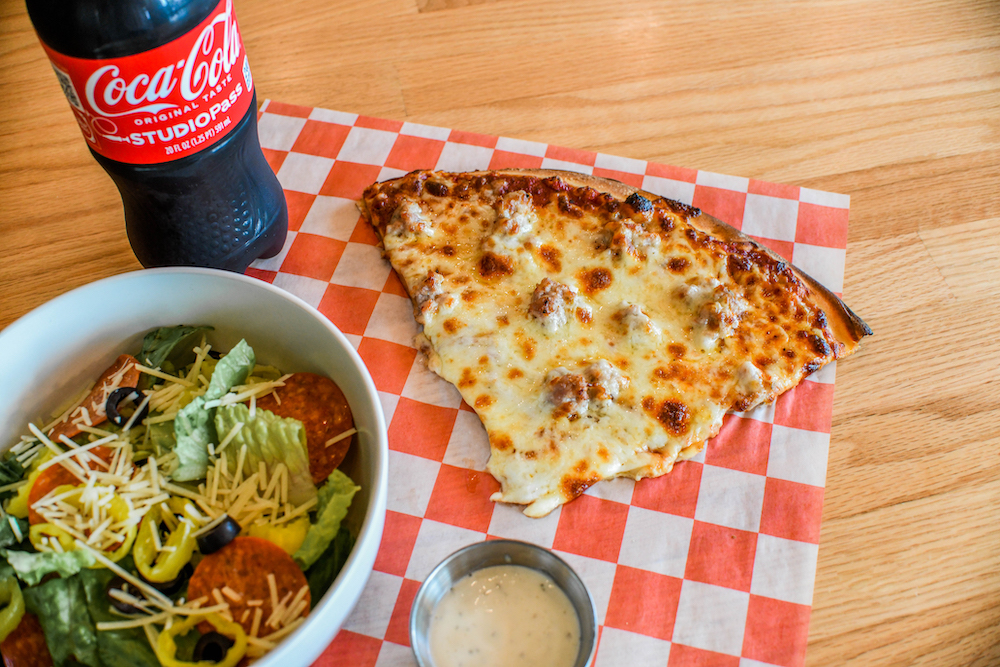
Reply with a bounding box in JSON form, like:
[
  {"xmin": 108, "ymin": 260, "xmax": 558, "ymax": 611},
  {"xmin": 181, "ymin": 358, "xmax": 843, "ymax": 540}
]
[{"xmin": 0, "ymin": 325, "xmax": 361, "ymax": 667}]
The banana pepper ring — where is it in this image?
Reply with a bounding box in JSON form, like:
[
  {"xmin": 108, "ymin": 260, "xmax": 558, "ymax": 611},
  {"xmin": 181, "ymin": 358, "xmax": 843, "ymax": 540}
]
[
  {"xmin": 0, "ymin": 575, "xmax": 25, "ymax": 642},
  {"xmin": 27, "ymin": 484, "xmax": 137, "ymax": 566},
  {"xmin": 156, "ymin": 612, "xmax": 247, "ymax": 667},
  {"xmin": 134, "ymin": 497, "xmax": 198, "ymax": 583}
]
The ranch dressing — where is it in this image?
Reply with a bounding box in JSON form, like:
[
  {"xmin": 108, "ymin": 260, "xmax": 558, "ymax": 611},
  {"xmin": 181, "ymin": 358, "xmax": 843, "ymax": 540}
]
[{"xmin": 428, "ymin": 564, "xmax": 581, "ymax": 667}]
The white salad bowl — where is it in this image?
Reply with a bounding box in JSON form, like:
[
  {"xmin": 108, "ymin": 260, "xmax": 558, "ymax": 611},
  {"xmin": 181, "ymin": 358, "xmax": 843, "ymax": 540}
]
[{"xmin": 0, "ymin": 267, "xmax": 389, "ymax": 667}]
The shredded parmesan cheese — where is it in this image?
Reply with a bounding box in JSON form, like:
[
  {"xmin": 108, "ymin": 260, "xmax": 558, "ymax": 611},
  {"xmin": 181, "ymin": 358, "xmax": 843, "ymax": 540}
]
[{"xmin": 325, "ymin": 428, "xmax": 357, "ymax": 448}]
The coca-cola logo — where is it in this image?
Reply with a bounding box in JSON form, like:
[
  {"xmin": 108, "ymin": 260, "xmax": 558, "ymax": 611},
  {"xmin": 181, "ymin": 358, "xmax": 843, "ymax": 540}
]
[{"xmin": 83, "ymin": 0, "xmax": 242, "ymax": 118}]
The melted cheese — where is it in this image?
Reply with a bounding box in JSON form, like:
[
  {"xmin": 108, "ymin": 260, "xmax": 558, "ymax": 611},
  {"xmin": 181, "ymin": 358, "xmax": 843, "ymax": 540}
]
[{"xmin": 364, "ymin": 171, "xmax": 841, "ymax": 516}]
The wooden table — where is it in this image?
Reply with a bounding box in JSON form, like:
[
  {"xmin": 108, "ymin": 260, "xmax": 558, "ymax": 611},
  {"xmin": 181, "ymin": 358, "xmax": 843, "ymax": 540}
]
[{"xmin": 2, "ymin": 0, "xmax": 998, "ymax": 664}]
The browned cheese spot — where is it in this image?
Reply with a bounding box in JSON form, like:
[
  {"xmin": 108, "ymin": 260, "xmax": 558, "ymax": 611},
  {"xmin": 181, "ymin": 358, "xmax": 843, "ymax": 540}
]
[
  {"xmin": 576, "ymin": 308, "xmax": 593, "ymax": 324},
  {"xmin": 515, "ymin": 330, "xmax": 537, "ymax": 361},
  {"xmin": 491, "ymin": 433, "xmax": 513, "ymax": 451},
  {"xmin": 539, "ymin": 244, "xmax": 562, "ymax": 273},
  {"xmin": 755, "ymin": 355, "xmax": 776, "ymax": 368},
  {"xmin": 579, "ymin": 267, "xmax": 613, "ymax": 295},
  {"xmin": 652, "ymin": 362, "xmax": 693, "ymax": 384},
  {"xmin": 597, "ymin": 446, "xmax": 611, "ymax": 462},
  {"xmin": 443, "ymin": 318, "xmax": 464, "ymax": 334},
  {"xmin": 475, "ymin": 395, "xmax": 494, "ymax": 409},
  {"xmin": 497, "ymin": 314, "xmax": 510, "ymax": 326},
  {"xmin": 643, "ymin": 397, "xmax": 691, "ymax": 436},
  {"xmin": 561, "ymin": 471, "xmax": 599, "ymax": 500},
  {"xmin": 459, "ymin": 368, "xmax": 476, "ymax": 388},
  {"xmin": 440, "ymin": 245, "xmax": 456, "ymax": 257},
  {"xmin": 478, "ymin": 355, "xmax": 489, "ymax": 365},
  {"xmin": 667, "ymin": 257, "xmax": 690, "ymax": 274},
  {"xmin": 523, "ymin": 450, "xmax": 537, "ymax": 460},
  {"xmin": 798, "ymin": 331, "xmax": 833, "ymax": 357},
  {"xmin": 668, "ymin": 343, "xmax": 687, "ymax": 358},
  {"xmin": 507, "ymin": 368, "xmax": 525, "ymax": 380},
  {"xmin": 479, "ymin": 251, "xmax": 514, "ymax": 279},
  {"xmin": 461, "ymin": 289, "xmax": 478, "ymax": 303},
  {"xmin": 812, "ymin": 309, "xmax": 829, "ymax": 331},
  {"xmin": 803, "ymin": 360, "xmax": 823, "ymax": 376}
]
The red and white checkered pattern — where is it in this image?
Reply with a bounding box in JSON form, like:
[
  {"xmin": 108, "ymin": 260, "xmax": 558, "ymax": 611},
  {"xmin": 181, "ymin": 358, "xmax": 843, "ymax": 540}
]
[{"xmin": 249, "ymin": 100, "xmax": 854, "ymax": 667}]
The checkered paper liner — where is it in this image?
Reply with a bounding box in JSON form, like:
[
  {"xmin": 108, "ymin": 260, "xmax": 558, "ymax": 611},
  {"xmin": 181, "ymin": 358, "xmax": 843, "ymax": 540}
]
[{"xmin": 248, "ymin": 100, "xmax": 853, "ymax": 667}]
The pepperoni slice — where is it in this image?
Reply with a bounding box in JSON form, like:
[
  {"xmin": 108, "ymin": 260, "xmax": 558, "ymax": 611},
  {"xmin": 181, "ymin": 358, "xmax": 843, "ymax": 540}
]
[
  {"xmin": 27, "ymin": 446, "xmax": 115, "ymax": 525},
  {"xmin": 1, "ymin": 612, "xmax": 54, "ymax": 667},
  {"xmin": 187, "ymin": 536, "xmax": 310, "ymax": 636},
  {"xmin": 256, "ymin": 372, "xmax": 354, "ymax": 484},
  {"xmin": 47, "ymin": 355, "xmax": 141, "ymax": 442}
]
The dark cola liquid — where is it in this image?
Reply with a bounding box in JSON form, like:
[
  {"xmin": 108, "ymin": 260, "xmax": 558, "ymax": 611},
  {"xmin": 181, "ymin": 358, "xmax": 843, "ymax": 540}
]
[
  {"xmin": 93, "ymin": 92, "xmax": 287, "ymax": 271},
  {"xmin": 27, "ymin": 0, "xmax": 287, "ymax": 272}
]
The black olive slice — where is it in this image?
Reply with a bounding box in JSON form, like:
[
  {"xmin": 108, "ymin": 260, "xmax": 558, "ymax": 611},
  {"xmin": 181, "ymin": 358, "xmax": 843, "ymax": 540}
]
[
  {"xmin": 105, "ymin": 387, "xmax": 149, "ymax": 426},
  {"xmin": 197, "ymin": 515, "xmax": 241, "ymax": 555},
  {"xmin": 106, "ymin": 576, "xmax": 148, "ymax": 615},
  {"xmin": 193, "ymin": 632, "xmax": 235, "ymax": 663},
  {"xmin": 138, "ymin": 562, "xmax": 194, "ymax": 597}
]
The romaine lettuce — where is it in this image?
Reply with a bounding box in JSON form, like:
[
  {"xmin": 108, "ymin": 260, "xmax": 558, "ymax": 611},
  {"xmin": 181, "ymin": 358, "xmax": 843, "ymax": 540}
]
[
  {"xmin": 138, "ymin": 325, "xmax": 213, "ymax": 374},
  {"xmin": 23, "ymin": 574, "xmax": 101, "ymax": 666},
  {"xmin": 214, "ymin": 403, "xmax": 317, "ymax": 506},
  {"xmin": 80, "ymin": 567, "xmax": 161, "ymax": 667},
  {"xmin": 305, "ymin": 526, "xmax": 355, "ymax": 603},
  {"xmin": 3, "ymin": 548, "xmax": 95, "ymax": 585},
  {"xmin": 172, "ymin": 339, "xmax": 255, "ymax": 482},
  {"xmin": 294, "ymin": 469, "xmax": 359, "ymax": 570},
  {"xmin": 0, "ymin": 511, "xmax": 25, "ymax": 549},
  {"xmin": 0, "ymin": 457, "xmax": 24, "ymax": 501}
]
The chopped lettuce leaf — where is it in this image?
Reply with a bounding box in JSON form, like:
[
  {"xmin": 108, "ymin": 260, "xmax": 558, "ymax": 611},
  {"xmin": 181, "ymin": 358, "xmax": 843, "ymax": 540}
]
[
  {"xmin": 3, "ymin": 548, "xmax": 95, "ymax": 586},
  {"xmin": 146, "ymin": 420, "xmax": 177, "ymax": 452},
  {"xmin": 171, "ymin": 396, "xmax": 215, "ymax": 482},
  {"xmin": 23, "ymin": 574, "xmax": 101, "ymax": 666},
  {"xmin": 80, "ymin": 567, "xmax": 160, "ymax": 667},
  {"xmin": 138, "ymin": 325, "xmax": 213, "ymax": 373},
  {"xmin": 215, "ymin": 403, "xmax": 317, "ymax": 505},
  {"xmin": 0, "ymin": 511, "xmax": 26, "ymax": 549},
  {"xmin": 294, "ymin": 469, "xmax": 359, "ymax": 570},
  {"xmin": 205, "ymin": 339, "xmax": 255, "ymax": 400},
  {"xmin": 305, "ymin": 526, "xmax": 355, "ymax": 603},
  {"xmin": 171, "ymin": 340, "xmax": 256, "ymax": 482},
  {"xmin": 0, "ymin": 457, "xmax": 24, "ymax": 501}
]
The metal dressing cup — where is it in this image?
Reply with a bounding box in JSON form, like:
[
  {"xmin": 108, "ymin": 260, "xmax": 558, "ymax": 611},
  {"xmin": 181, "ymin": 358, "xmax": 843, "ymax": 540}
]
[{"xmin": 409, "ymin": 539, "xmax": 598, "ymax": 667}]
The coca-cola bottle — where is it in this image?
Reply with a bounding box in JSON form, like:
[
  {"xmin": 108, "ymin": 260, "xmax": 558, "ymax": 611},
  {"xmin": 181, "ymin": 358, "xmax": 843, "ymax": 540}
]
[{"xmin": 26, "ymin": 0, "xmax": 287, "ymax": 272}]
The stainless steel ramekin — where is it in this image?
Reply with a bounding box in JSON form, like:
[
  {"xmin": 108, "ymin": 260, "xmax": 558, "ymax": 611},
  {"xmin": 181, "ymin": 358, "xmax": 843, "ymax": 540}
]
[{"xmin": 409, "ymin": 539, "xmax": 598, "ymax": 667}]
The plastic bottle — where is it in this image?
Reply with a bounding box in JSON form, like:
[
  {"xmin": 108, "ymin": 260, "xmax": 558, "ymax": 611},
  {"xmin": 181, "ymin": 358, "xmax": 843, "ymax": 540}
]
[{"xmin": 25, "ymin": 0, "xmax": 288, "ymax": 272}]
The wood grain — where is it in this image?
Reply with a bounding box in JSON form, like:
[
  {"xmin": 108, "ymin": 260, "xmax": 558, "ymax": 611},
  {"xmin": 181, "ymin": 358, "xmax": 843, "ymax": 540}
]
[{"xmin": 2, "ymin": 0, "xmax": 999, "ymax": 664}]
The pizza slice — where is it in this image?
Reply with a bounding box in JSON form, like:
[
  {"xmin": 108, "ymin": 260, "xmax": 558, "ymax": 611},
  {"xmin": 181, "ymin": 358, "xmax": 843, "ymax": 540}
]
[{"xmin": 359, "ymin": 169, "xmax": 870, "ymax": 517}]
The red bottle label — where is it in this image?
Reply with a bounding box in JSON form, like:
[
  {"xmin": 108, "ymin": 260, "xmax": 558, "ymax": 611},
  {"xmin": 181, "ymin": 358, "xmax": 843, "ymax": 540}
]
[{"xmin": 40, "ymin": 0, "xmax": 254, "ymax": 164}]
